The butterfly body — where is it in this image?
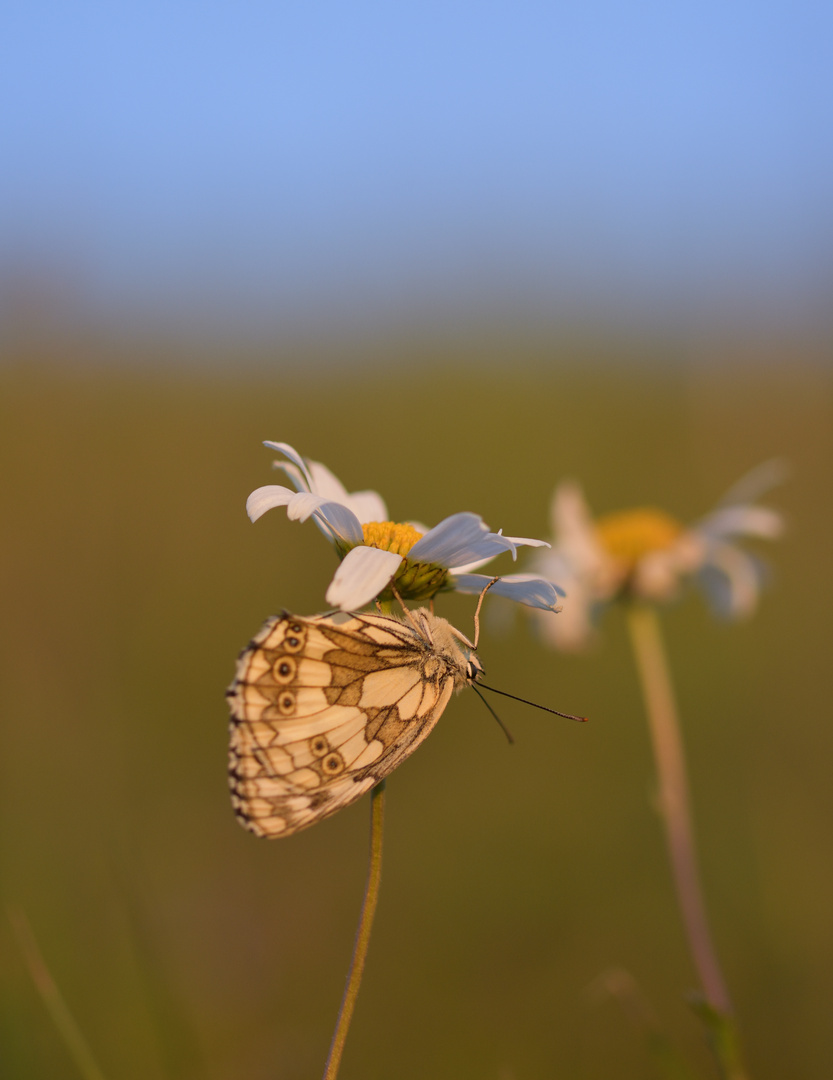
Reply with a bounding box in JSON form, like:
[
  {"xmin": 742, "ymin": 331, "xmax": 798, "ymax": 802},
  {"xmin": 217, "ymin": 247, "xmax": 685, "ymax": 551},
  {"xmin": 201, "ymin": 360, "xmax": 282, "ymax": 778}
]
[{"xmin": 227, "ymin": 608, "xmax": 482, "ymax": 837}]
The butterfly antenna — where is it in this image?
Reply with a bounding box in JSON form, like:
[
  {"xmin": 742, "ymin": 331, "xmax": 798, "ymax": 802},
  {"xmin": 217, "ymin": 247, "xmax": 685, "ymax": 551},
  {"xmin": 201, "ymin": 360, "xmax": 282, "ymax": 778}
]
[
  {"xmin": 477, "ymin": 683, "xmax": 588, "ymax": 722},
  {"xmin": 472, "ymin": 577, "xmax": 500, "ymax": 649},
  {"xmin": 389, "ymin": 585, "xmax": 423, "ymax": 631},
  {"xmin": 471, "ymin": 683, "xmax": 515, "ymax": 744}
]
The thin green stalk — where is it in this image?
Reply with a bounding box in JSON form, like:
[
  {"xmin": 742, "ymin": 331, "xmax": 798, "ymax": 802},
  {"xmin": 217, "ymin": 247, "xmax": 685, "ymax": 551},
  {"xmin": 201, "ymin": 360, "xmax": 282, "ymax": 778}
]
[
  {"xmin": 625, "ymin": 603, "xmax": 749, "ymax": 1080},
  {"xmin": 323, "ymin": 779, "xmax": 386, "ymax": 1080},
  {"xmin": 8, "ymin": 906, "xmax": 109, "ymax": 1080}
]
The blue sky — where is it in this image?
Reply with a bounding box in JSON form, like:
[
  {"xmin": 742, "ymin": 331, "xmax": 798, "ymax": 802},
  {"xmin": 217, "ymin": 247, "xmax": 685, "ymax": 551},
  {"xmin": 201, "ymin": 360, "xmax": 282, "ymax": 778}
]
[{"xmin": 3, "ymin": 0, "xmax": 832, "ymax": 334}]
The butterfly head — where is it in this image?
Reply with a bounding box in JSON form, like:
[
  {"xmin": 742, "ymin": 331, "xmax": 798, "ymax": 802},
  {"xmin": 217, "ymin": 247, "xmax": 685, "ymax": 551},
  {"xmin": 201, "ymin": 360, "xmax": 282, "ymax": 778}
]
[
  {"xmin": 465, "ymin": 654, "xmax": 485, "ymax": 685},
  {"xmin": 446, "ymin": 626, "xmax": 484, "ymax": 687}
]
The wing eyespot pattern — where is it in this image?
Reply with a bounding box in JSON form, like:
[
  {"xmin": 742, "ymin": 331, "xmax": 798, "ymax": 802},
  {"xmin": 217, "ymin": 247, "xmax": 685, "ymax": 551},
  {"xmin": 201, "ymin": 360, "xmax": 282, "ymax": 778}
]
[
  {"xmin": 273, "ymin": 657, "xmax": 297, "ymax": 682},
  {"xmin": 310, "ymin": 735, "xmax": 329, "ymax": 757},
  {"xmin": 320, "ymin": 751, "xmax": 345, "ymax": 776},
  {"xmin": 228, "ymin": 608, "xmax": 476, "ymax": 838},
  {"xmin": 278, "ymin": 691, "xmax": 296, "ymax": 715},
  {"xmin": 282, "ymin": 627, "xmax": 307, "ymax": 654}
]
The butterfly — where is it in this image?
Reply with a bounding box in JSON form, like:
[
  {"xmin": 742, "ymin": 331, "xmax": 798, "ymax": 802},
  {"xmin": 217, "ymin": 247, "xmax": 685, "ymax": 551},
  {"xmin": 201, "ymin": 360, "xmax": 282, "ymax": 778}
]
[{"xmin": 227, "ymin": 607, "xmax": 484, "ymax": 838}]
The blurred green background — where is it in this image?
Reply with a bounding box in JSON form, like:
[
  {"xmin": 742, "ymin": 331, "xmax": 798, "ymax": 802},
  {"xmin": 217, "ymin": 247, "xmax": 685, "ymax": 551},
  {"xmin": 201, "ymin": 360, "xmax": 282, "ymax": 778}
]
[{"xmin": 2, "ymin": 334, "xmax": 831, "ymax": 1079}]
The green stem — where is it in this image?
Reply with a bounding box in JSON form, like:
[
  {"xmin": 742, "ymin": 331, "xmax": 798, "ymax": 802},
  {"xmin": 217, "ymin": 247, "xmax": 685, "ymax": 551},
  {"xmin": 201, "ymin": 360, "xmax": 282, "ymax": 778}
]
[
  {"xmin": 323, "ymin": 779, "xmax": 386, "ymax": 1080},
  {"xmin": 625, "ymin": 604, "xmax": 749, "ymax": 1080},
  {"xmin": 8, "ymin": 906, "xmax": 109, "ymax": 1080}
]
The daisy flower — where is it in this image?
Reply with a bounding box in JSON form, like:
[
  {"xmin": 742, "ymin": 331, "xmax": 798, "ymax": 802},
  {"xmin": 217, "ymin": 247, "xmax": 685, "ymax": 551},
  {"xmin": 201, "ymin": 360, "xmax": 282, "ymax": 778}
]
[
  {"xmin": 529, "ymin": 461, "xmax": 785, "ymax": 650},
  {"xmin": 246, "ymin": 441, "xmax": 563, "ymax": 612}
]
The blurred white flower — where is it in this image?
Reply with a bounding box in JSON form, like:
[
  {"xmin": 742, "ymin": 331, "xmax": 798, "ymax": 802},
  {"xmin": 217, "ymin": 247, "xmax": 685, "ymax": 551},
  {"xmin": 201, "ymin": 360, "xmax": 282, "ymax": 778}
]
[
  {"xmin": 530, "ymin": 461, "xmax": 785, "ymax": 650},
  {"xmin": 247, "ymin": 441, "xmax": 564, "ymax": 612}
]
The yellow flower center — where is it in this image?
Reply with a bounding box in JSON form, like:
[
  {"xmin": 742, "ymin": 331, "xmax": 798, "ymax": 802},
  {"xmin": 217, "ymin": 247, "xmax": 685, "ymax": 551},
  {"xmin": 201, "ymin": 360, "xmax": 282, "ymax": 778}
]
[
  {"xmin": 359, "ymin": 521, "xmax": 449, "ymax": 602},
  {"xmin": 595, "ymin": 507, "xmax": 683, "ymax": 570},
  {"xmin": 361, "ymin": 520, "xmax": 423, "ymax": 555}
]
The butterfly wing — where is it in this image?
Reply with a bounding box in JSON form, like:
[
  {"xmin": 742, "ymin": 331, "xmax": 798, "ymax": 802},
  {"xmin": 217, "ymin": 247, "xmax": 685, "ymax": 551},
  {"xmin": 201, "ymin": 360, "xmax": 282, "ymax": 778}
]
[{"xmin": 227, "ymin": 611, "xmax": 462, "ymax": 837}]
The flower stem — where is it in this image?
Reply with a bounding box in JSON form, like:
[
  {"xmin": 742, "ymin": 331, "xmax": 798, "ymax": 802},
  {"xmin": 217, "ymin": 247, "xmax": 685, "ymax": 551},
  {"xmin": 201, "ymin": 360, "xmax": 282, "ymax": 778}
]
[
  {"xmin": 625, "ymin": 604, "xmax": 749, "ymax": 1080},
  {"xmin": 323, "ymin": 779, "xmax": 386, "ymax": 1080},
  {"xmin": 8, "ymin": 906, "xmax": 109, "ymax": 1080}
]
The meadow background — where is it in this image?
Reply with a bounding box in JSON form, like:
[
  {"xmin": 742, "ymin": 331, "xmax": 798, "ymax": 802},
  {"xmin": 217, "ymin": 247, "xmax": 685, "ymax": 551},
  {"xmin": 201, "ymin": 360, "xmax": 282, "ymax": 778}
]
[
  {"xmin": 2, "ymin": 337, "xmax": 831, "ymax": 1079},
  {"xmin": 3, "ymin": 1, "xmax": 833, "ymax": 1076}
]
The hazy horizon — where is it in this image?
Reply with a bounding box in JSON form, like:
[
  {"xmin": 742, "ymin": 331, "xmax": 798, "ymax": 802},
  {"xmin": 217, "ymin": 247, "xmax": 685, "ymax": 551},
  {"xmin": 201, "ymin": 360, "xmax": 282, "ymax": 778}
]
[{"xmin": 4, "ymin": 0, "xmax": 832, "ymax": 340}]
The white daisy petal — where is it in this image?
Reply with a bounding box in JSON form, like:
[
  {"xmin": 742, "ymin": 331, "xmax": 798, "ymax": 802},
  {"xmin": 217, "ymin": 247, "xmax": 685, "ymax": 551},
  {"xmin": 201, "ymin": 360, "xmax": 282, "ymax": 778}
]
[
  {"xmin": 528, "ymin": 548, "xmax": 574, "ymax": 593},
  {"xmin": 247, "ymin": 443, "xmax": 567, "ymax": 612},
  {"xmin": 340, "ymin": 489, "xmax": 389, "ymax": 525},
  {"xmin": 272, "ymin": 460, "xmax": 307, "ymax": 492},
  {"xmin": 305, "ymin": 459, "xmax": 354, "ymax": 501},
  {"xmin": 265, "ymin": 442, "xmax": 388, "ymax": 525},
  {"xmin": 263, "ymin": 441, "xmax": 315, "ymax": 491},
  {"xmin": 528, "ymin": 462, "xmax": 782, "ymax": 647},
  {"xmin": 285, "ymin": 493, "xmax": 365, "ymax": 546},
  {"xmin": 634, "ymin": 549, "xmax": 689, "ymax": 602},
  {"xmin": 409, "ymin": 513, "xmax": 492, "ymax": 566},
  {"xmin": 453, "ymin": 573, "xmax": 564, "ymax": 611},
  {"xmin": 501, "ymin": 534, "xmax": 552, "ymax": 550},
  {"xmin": 699, "ymin": 542, "xmax": 764, "ymax": 618},
  {"xmin": 551, "ymin": 481, "xmax": 609, "ymax": 575},
  {"xmin": 302, "ymin": 460, "xmax": 388, "ymax": 521},
  {"xmin": 538, "ymin": 578, "xmax": 599, "ymax": 652},
  {"xmin": 715, "ymin": 458, "xmax": 788, "ymax": 508},
  {"xmin": 326, "ymin": 546, "xmax": 404, "ymax": 610},
  {"xmin": 246, "ymin": 485, "xmax": 296, "ymax": 522},
  {"xmin": 285, "ymin": 491, "xmax": 335, "ymax": 522},
  {"xmin": 464, "ymin": 531, "xmax": 520, "ymax": 559},
  {"xmin": 271, "ymin": 454, "xmax": 351, "ymax": 506},
  {"xmin": 697, "ymin": 506, "xmax": 784, "ymax": 541},
  {"xmin": 314, "ymin": 502, "xmax": 366, "ymax": 547},
  {"xmin": 448, "ymin": 556, "xmax": 499, "ymax": 574},
  {"xmin": 449, "ymin": 531, "xmax": 553, "ymax": 574},
  {"xmin": 448, "ymin": 537, "xmax": 516, "ymax": 568}
]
